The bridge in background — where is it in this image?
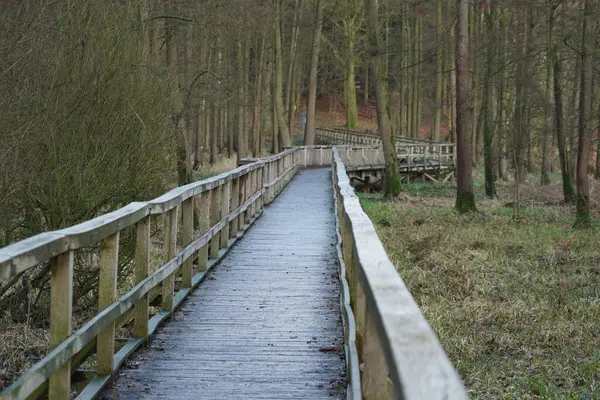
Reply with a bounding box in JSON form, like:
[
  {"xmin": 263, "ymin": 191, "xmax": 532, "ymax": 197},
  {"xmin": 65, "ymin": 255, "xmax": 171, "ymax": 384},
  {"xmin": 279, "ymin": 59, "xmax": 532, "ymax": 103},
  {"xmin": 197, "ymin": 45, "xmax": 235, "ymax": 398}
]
[
  {"xmin": 0, "ymin": 135, "xmax": 466, "ymax": 399},
  {"xmin": 315, "ymin": 128, "xmax": 456, "ymax": 183}
]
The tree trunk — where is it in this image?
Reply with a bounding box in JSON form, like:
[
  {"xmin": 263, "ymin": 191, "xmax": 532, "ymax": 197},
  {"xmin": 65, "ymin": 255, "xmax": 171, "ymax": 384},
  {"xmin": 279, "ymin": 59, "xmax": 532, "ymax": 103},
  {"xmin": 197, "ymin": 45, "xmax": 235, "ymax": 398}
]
[
  {"xmin": 345, "ymin": 37, "xmax": 358, "ymax": 128},
  {"xmin": 483, "ymin": 0, "xmax": 496, "ymax": 198},
  {"xmin": 595, "ymin": 101, "xmax": 600, "ymax": 180},
  {"xmin": 165, "ymin": 8, "xmax": 191, "ymax": 185},
  {"xmin": 305, "ymin": 0, "xmax": 323, "ymax": 146},
  {"xmin": 569, "ymin": 57, "xmax": 581, "ymax": 181},
  {"xmin": 448, "ymin": 0, "xmax": 457, "ymax": 143},
  {"xmin": 366, "ymin": 0, "xmax": 402, "ymax": 197},
  {"xmin": 455, "ymin": 0, "xmax": 476, "ymax": 212},
  {"xmin": 470, "ymin": 3, "xmax": 480, "ymax": 166},
  {"xmin": 252, "ymin": 37, "xmax": 266, "ymax": 157},
  {"xmin": 434, "ymin": 0, "xmax": 443, "ymax": 142},
  {"xmin": 541, "ymin": 4, "xmax": 554, "ymax": 186},
  {"xmin": 285, "ymin": 0, "xmax": 305, "ymax": 137},
  {"xmin": 364, "ymin": 64, "xmax": 370, "ymax": 105},
  {"xmin": 575, "ymin": 0, "xmax": 592, "ymax": 227},
  {"xmin": 237, "ymin": 41, "xmax": 248, "ymax": 159},
  {"xmin": 553, "ymin": 46, "xmax": 576, "ymax": 203},
  {"xmin": 274, "ymin": 0, "xmax": 291, "ymax": 148}
]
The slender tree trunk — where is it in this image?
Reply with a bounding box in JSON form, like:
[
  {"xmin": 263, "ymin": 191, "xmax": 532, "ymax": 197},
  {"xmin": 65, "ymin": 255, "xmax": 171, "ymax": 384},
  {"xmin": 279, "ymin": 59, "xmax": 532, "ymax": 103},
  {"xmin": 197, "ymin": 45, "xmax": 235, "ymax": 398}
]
[
  {"xmin": 416, "ymin": 12, "xmax": 423, "ymax": 139},
  {"xmin": 553, "ymin": 46, "xmax": 576, "ymax": 203},
  {"xmin": 595, "ymin": 101, "xmax": 600, "ymax": 180},
  {"xmin": 364, "ymin": 64, "xmax": 370, "ymax": 105},
  {"xmin": 165, "ymin": 8, "xmax": 191, "ymax": 185},
  {"xmin": 455, "ymin": 0, "xmax": 476, "ymax": 212},
  {"xmin": 483, "ymin": 0, "xmax": 496, "ymax": 198},
  {"xmin": 470, "ymin": 4, "xmax": 480, "ymax": 166},
  {"xmin": 366, "ymin": 0, "xmax": 402, "ymax": 197},
  {"xmin": 305, "ymin": 0, "xmax": 323, "ymax": 145},
  {"xmin": 434, "ymin": 0, "xmax": 443, "ymax": 142},
  {"xmin": 272, "ymin": 47, "xmax": 280, "ymax": 153},
  {"xmin": 541, "ymin": 4, "xmax": 555, "ymax": 186},
  {"xmin": 237, "ymin": 41, "xmax": 248, "ymax": 159},
  {"xmin": 286, "ymin": 0, "xmax": 305, "ymax": 136},
  {"xmin": 411, "ymin": 10, "xmax": 419, "ymax": 138},
  {"xmin": 575, "ymin": 0, "xmax": 592, "ymax": 227},
  {"xmin": 252, "ymin": 37, "xmax": 266, "ymax": 157},
  {"xmin": 274, "ymin": 0, "xmax": 291, "ymax": 148},
  {"xmin": 514, "ymin": 8, "xmax": 530, "ymax": 184},
  {"xmin": 449, "ymin": 0, "xmax": 457, "ymax": 143},
  {"xmin": 569, "ymin": 59, "xmax": 581, "ymax": 181},
  {"xmin": 345, "ymin": 37, "xmax": 358, "ymax": 128}
]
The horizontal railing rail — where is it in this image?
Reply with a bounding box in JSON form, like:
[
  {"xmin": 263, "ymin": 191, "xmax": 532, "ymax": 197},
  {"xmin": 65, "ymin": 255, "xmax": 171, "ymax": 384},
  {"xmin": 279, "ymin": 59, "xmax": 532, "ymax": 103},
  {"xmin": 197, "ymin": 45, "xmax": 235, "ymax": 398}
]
[
  {"xmin": 0, "ymin": 149, "xmax": 298, "ymax": 400},
  {"xmin": 332, "ymin": 147, "xmax": 467, "ymax": 399}
]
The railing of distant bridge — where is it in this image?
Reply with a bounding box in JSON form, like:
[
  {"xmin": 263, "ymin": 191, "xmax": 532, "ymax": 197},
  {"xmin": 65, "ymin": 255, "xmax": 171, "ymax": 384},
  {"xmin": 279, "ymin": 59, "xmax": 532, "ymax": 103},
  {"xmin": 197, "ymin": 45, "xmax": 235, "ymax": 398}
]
[{"xmin": 315, "ymin": 127, "xmax": 456, "ymax": 168}]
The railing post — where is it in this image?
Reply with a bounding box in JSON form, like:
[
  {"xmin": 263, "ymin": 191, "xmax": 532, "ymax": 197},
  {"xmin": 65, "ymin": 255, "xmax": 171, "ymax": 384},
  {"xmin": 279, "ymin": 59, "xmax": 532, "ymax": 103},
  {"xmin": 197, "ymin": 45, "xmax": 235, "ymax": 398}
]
[
  {"xmin": 261, "ymin": 164, "xmax": 268, "ymax": 208},
  {"xmin": 220, "ymin": 180, "xmax": 230, "ymax": 249},
  {"xmin": 246, "ymin": 170, "xmax": 253, "ymax": 224},
  {"xmin": 182, "ymin": 197, "xmax": 194, "ymax": 288},
  {"xmin": 210, "ymin": 186, "xmax": 221, "ymax": 259},
  {"xmin": 161, "ymin": 207, "xmax": 178, "ymax": 311},
  {"xmin": 98, "ymin": 232, "xmax": 119, "ymax": 376},
  {"xmin": 252, "ymin": 169, "xmax": 259, "ymax": 215},
  {"xmin": 277, "ymin": 159, "xmax": 282, "ymax": 193},
  {"xmin": 230, "ymin": 177, "xmax": 240, "ymax": 239},
  {"xmin": 258, "ymin": 165, "xmax": 264, "ymax": 211},
  {"xmin": 238, "ymin": 173, "xmax": 247, "ymax": 230},
  {"xmin": 424, "ymin": 146, "xmax": 429, "ymax": 182},
  {"xmin": 197, "ymin": 190, "xmax": 211, "ymax": 271},
  {"xmin": 266, "ymin": 163, "xmax": 272, "ymax": 204},
  {"xmin": 49, "ymin": 251, "xmax": 73, "ymax": 400},
  {"xmin": 134, "ymin": 217, "xmax": 150, "ymax": 340},
  {"xmin": 438, "ymin": 145, "xmax": 443, "ymax": 180}
]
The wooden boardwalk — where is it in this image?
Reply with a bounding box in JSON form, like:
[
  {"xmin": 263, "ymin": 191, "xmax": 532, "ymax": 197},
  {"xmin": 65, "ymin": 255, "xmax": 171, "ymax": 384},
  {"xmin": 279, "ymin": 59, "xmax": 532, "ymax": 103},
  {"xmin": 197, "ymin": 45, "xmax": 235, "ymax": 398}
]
[{"xmin": 100, "ymin": 168, "xmax": 346, "ymax": 399}]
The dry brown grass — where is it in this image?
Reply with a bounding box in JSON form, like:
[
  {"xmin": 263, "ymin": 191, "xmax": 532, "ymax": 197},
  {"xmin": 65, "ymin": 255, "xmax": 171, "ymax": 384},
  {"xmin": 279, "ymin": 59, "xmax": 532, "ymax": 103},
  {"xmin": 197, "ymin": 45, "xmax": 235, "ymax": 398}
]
[
  {"xmin": 361, "ymin": 177, "xmax": 600, "ymax": 399},
  {"xmin": 0, "ymin": 317, "xmax": 49, "ymax": 389}
]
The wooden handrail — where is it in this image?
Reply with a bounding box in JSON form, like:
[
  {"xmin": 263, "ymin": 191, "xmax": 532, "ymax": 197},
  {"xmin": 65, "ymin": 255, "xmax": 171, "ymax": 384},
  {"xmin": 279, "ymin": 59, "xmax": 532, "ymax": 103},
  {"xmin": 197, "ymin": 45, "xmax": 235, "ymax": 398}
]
[
  {"xmin": 332, "ymin": 148, "xmax": 467, "ymax": 399},
  {"xmin": 0, "ymin": 149, "xmax": 298, "ymax": 400}
]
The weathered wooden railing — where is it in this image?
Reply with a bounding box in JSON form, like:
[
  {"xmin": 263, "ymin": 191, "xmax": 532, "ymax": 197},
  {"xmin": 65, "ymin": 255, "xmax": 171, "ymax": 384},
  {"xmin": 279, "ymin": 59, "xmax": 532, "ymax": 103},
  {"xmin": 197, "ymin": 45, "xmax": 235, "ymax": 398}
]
[
  {"xmin": 315, "ymin": 127, "xmax": 456, "ymax": 167},
  {"xmin": 332, "ymin": 147, "xmax": 468, "ymax": 399},
  {"xmin": 0, "ymin": 149, "xmax": 298, "ymax": 400}
]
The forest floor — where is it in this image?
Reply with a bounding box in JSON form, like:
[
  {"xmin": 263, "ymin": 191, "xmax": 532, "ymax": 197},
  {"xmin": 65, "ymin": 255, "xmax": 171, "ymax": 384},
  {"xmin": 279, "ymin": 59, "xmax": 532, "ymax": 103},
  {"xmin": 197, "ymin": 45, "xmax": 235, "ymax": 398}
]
[{"xmin": 360, "ymin": 170, "xmax": 600, "ymax": 399}]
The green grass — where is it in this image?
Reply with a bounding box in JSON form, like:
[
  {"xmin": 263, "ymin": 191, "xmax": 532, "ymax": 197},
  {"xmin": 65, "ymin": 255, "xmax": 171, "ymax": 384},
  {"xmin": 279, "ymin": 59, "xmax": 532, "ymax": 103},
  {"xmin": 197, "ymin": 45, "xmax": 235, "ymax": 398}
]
[{"xmin": 359, "ymin": 182, "xmax": 600, "ymax": 399}]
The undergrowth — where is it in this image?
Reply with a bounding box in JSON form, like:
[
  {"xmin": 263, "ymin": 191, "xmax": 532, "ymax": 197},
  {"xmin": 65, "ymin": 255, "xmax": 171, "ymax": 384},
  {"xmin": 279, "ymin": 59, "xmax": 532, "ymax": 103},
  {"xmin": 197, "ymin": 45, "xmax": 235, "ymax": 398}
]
[{"xmin": 360, "ymin": 178, "xmax": 600, "ymax": 399}]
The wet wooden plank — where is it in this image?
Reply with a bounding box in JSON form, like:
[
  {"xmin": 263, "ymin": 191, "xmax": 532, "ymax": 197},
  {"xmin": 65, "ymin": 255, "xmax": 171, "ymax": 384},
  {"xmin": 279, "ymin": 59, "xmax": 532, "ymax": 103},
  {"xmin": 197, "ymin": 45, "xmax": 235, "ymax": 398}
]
[{"xmin": 101, "ymin": 169, "xmax": 346, "ymax": 400}]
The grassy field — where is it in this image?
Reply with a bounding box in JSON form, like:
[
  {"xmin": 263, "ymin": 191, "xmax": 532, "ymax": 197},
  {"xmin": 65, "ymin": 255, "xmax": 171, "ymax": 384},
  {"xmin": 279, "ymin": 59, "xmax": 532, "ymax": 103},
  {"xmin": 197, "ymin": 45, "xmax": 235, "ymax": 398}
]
[{"xmin": 360, "ymin": 171, "xmax": 600, "ymax": 399}]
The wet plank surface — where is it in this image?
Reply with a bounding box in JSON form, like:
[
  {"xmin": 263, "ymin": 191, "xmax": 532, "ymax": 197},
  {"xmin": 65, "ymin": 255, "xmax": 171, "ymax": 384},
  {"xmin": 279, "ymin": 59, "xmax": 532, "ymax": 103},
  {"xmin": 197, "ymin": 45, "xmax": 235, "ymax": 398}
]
[{"xmin": 101, "ymin": 168, "xmax": 346, "ymax": 399}]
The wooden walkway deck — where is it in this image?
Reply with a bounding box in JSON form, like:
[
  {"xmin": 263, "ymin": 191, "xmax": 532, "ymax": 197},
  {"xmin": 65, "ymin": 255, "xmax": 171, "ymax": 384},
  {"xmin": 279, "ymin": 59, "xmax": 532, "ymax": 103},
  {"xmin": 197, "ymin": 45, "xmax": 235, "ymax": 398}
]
[{"xmin": 100, "ymin": 169, "xmax": 346, "ymax": 399}]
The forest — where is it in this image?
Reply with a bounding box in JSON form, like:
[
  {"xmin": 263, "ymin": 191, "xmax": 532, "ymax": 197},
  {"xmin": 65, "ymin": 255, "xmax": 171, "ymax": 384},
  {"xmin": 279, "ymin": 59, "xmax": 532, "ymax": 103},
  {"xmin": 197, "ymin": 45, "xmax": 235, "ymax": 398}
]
[{"xmin": 1, "ymin": 0, "xmax": 600, "ymax": 398}]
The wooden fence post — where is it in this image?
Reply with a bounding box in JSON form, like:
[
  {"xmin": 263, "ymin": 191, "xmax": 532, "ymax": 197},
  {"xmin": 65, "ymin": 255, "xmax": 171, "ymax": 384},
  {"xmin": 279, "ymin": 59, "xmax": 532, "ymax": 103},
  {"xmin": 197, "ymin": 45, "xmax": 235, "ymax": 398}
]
[
  {"xmin": 49, "ymin": 251, "xmax": 73, "ymax": 399},
  {"xmin": 230, "ymin": 178, "xmax": 240, "ymax": 239},
  {"xmin": 134, "ymin": 217, "xmax": 150, "ymax": 340},
  {"xmin": 250, "ymin": 170, "xmax": 257, "ymax": 218},
  {"xmin": 210, "ymin": 186, "xmax": 221, "ymax": 259},
  {"xmin": 197, "ymin": 191, "xmax": 211, "ymax": 271},
  {"xmin": 239, "ymin": 174, "xmax": 247, "ymax": 230},
  {"xmin": 98, "ymin": 232, "xmax": 119, "ymax": 376},
  {"xmin": 220, "ymin": 181, "xmax": 230, "ymax": 249},
  {"xmin": 246, "ymin": 171, "xmax": 253, "ymax": 225},
  {"xmin": 161, "ymin": 207, "xmax": 178, "ymax": 311},
  {"xmin": 182, "ymin": 197, "xmax": 194, "ymax": 288}
]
